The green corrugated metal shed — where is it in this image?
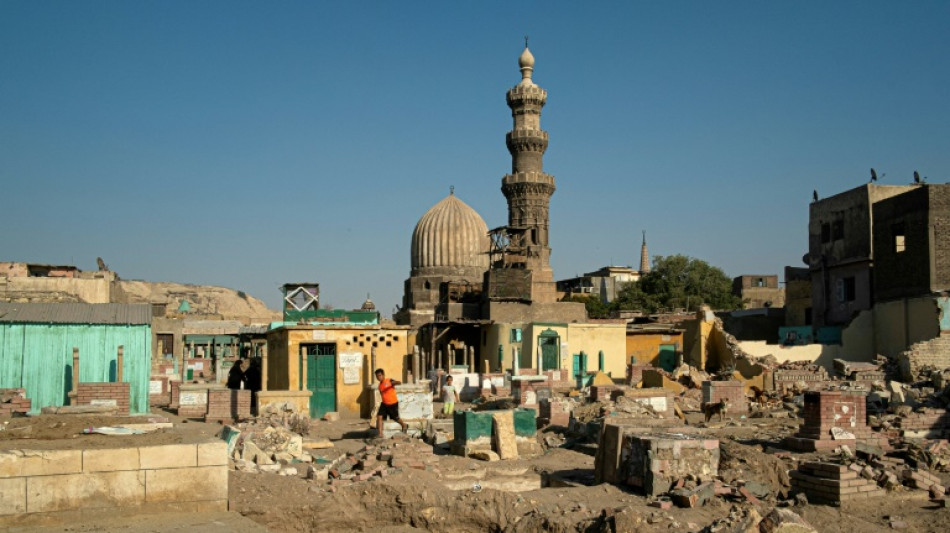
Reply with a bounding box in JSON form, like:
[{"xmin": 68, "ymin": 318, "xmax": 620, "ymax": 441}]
[{"xmin": 0, "ymin": 303, "xmax": 151, "ymax": 414}]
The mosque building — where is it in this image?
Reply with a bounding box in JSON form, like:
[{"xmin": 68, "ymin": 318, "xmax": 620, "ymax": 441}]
[{"xmin": 396, "ymin": 44, "xmax": 627, "ymax": 381}]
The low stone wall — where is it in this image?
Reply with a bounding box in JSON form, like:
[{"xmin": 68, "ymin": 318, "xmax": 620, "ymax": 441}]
[{"xmin": 0, "ymin": 441, "xmax": 228, "ymax": 521}]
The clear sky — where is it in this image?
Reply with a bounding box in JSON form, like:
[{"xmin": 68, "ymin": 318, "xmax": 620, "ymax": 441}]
[{"xmin": 2, "ymin": 2, "xmax": 948, "ymax": 316}]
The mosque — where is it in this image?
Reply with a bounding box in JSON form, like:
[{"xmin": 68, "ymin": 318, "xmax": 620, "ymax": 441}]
[{"xmin": 395, "ymin": 45, "xmax": 627, "ymax": 380}]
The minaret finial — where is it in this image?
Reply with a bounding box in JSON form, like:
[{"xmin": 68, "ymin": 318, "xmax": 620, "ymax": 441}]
[
  {"xmin": 450, "ymin": 185, "xmax": 454, "ymax": 195},
  {"xmin": 642, "ymin": 230, "xmax": 646, "ymax": 245},
  {"xmin": 524, "ymin": 35, "xmax": 529, "ymax": 49}
]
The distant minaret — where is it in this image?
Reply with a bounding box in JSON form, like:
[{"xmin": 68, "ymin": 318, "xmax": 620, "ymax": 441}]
[
  {"xmin": 639, "ymin": 231, "xmax": 650, "ymax": 273},
  {"xmin": 501, "ymin": 41, "xmax": 557, "ymax": 302}
]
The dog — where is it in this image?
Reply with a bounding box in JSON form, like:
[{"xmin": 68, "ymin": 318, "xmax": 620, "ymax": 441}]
[{"xmin": 702, "ymin": 399, "xmax": 730, "ymax": 422}]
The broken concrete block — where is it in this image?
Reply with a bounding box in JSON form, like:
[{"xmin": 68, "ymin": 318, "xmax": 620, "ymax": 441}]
[
  {"xmin": 306, "ymin": 465, "xmax": 329, "ymax": 481},
  {"xmin": 491, "ymin": 411, "xmax": 519, "ymax": 460},
  {"xmin": 278, "ymin": 466, "xmax": 298, "ymax": 476},
  {"xmin": 470, "ymin": 450, "xmax": 500, "ymax": 461},
  {"xmin": 743, "ymin": 480, "xmax": 770, "ymax": 499},
  {"xmin": 671, "ymin": 482, "xmax": 714, "ymax": 508},
  {"xmin": 759, "ymin": 508, "xmax": 817, "ymax": 533}
]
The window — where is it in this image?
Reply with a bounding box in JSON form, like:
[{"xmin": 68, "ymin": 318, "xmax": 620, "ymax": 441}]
[
  {"xmin": 509, "ymin": 328, "xmax": 522, "ymax": 342},
  {"xmin": 893, "ymin": 223, "xmax": 906, "ymax": 253},
  {"xmin": 755, "ymin": 278, "xmax": 765, "ymax": 287},
  {"xmin": 843, "ymin": 277, "xmax": 856, "ymax": 302},
  {"xmin": 832, "ymin": 220, "xmax": 844, "ymax": 240},
  {"xmin": 821, "ymin": 223, "xmax": 831, "ymax": 243}
]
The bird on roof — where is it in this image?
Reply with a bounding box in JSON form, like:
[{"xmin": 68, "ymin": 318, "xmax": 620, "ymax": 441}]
[
  {"xmin": 870, "ymin": 168, "xmax": 877, "ymax": 182},
  {"xmin": 813, "ymin": 190, "xmax": 819, "ymax": 202},
  {"xmin": 914, "ymin": 170, "xmax": 921, "ymax": 184}
]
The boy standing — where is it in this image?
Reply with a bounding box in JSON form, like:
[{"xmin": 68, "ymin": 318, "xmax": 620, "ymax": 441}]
[{"xmin": 441, "ymin": 375, "xmax": 460, "ymax": 415}]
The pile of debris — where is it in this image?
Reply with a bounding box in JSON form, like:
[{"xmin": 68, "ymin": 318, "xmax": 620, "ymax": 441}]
[
  {"xmin": 307, "ymin": 435, "xmax": 441, "ymax": 491},
  {"xmin": 788, "ymin": 445, "xmax": 950, "ymax": 506},
  {"xmin": 257, "ymin": 401, "xmax": 310, "ymax": 436}
]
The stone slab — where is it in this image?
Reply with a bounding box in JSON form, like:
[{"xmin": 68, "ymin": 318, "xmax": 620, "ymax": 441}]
[
  {"xmin": 83, "ymin": 448, "xmax": 140, "ymax": 472},
  {"xmin": 0, "ymin": 477, "xmax": 26, "ymax": 515},
  {"xmin": 27, "ymin": 471, "xmax": 146, "ymax": 513},
  {"xmin": 0, "ymin": 449, "xmax": 83, "ymax": 477},
  {"xmin": 145, "ymin": 466, "xmax": 227, "ymax": 503},
  {"xmin": 140, "ymin": 444, "xmax": 198, "ymax": 470},
  {"xmin": 197, "ymin": 441, "xmax": 228, "ymax": 466},
  {"xmin": 492, "ymin": 411, "xmax": 519, "ymax": 460}
]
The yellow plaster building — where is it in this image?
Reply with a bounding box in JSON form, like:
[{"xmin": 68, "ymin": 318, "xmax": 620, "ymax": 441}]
[{"xmin": 260, "ymin": 324, "xmax": 411, "ymax": 419}]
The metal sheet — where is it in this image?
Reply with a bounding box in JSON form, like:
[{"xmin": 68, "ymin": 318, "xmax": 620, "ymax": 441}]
[{"xmin": 0, "ymin": 323, "xmax": 151, "ymax": 414}]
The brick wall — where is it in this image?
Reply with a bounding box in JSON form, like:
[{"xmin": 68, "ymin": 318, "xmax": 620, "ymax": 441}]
[
  {"xmin": 148, "ymin": 376, "xmax": 172, "ymax": 407},
  {"xmin": 899, "ymin": 333, "xmax": 950, "ymax": 381},
  {"xmin": 204, "ymin": 389, "xmax": 251, "ymax": 423},
  {"xmin": 0, "ymin": 389, "xmax": 31, "ymax": 417},
  {"xmin": 701, "ymin": 381, "xmax": 748, "ymax": 415},
  {"xmin": 772, "ymin": 368, "xmax": 829, "ymax": 391},
  {"xmin": 538, "ymin": 397, "xmax": 573, "ymax": 427},
  {"xmin": 75, "ymin": 382, "xmax": 130, "ymax": 415}
]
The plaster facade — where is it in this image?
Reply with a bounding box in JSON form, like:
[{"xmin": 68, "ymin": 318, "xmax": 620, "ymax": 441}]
[{"xmin": 265, "ymin": 324, "xmax": 410, "ymax": 419}]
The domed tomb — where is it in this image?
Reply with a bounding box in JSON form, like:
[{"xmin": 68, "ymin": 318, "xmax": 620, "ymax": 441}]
[{"xmin": 397, "ymin": 190, "xmax": 489, "ymax": 326}]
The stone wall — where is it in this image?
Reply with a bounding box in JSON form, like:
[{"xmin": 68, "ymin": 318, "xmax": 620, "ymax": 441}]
[
  {"xmin": 0, "ymin": 441, "xmax": 227, "ymax": 520},
  {"xmin": 75, "ymin": 382, "xmax": 130, "ymax": 415}
]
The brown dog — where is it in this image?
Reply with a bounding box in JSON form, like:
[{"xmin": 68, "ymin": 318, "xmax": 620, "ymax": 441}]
[{"xmin": 703, "ymin": 399, "xmax": 730, "ymax": 422}]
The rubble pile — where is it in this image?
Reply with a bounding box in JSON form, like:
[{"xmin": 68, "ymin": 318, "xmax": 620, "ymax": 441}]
[
  {"xmin": 309, "ymin": 435, "xmax": 441, "ymax": 490},
  {"xmin": 256, "ymin": 401, "xmax": 311, "ymax": 436}
]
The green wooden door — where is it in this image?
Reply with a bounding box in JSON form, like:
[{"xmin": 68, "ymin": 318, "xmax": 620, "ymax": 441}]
[
  {"xmin": 538, "ymin": 329, "xmax": 559, "ymax": 371},
  {"xmin": 658, "ymin": 344, "xmax": 676, "ymax": 372},
  {"xmin": 306, "ymin": 344, "xmax": 336, "ymax": 418}
]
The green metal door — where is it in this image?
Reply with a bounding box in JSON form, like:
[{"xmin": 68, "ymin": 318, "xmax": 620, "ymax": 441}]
[
  {"xmin": 573, "ymin": 353, "xmax": 586, "ymax": 388},
  {"xmin": 538, "ymin": 329, "xmax": 559, "ymax": 371},
  {"xmin": 306, "ymin": 344, "xmax": 336, "ymax": 418},
  {"xmin": 658, "ymin": 344, "xmax": 676, "ymax": 372}
]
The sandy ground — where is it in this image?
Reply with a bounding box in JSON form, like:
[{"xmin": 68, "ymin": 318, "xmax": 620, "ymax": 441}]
[{"xmin": 2, "ymin": 406, "xmax": 949, "ymax": 532}]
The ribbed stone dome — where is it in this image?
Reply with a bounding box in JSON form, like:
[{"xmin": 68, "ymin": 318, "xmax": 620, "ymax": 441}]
[{"xmin": 411, "ymin": 192, "xmax": 489, "ymax": 276}]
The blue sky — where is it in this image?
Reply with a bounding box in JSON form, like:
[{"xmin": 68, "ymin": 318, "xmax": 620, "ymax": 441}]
[{"xmin": 2, "ymin": 2, "xmax": 948, "ymax": 316}]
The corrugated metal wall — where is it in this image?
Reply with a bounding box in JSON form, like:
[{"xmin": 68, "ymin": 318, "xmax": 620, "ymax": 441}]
[{"xmin": 0, "ymin": 323, "xmax": 151, "ymax": 414}]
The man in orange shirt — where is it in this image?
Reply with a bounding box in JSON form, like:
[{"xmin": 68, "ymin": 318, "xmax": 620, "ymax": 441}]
[{"xmin": 375, "ymin": 368, "xmax": 408, "ymax": 436}]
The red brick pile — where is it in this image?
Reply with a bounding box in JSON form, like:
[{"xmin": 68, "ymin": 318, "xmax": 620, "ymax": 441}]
[
  {"xmin": 790, "ymin": 461, "xmax": 885, "ymax": 505},
  {"xmin": 75, "ymin": 382, "xmax": 130, "ymax": 415},
  {"xmin": 0, "ymin": 388, "xmax": 31, "ymax": 417}
]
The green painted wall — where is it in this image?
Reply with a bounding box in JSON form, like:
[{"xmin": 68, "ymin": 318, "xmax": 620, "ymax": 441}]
[{"xmin": 0, "ymin": 323, "xmax": 151, "ymax": 414}]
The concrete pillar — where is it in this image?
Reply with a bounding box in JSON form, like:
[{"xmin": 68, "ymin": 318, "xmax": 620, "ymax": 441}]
[
  {"xmin": 117, "ymin": 345, "xmax": 124, "ymax": 382},
  {"xmin": 71, "ymin": 347, "xmax": 80, "ymax": 405},
  {"xmin": 468, "ymin": 346, "xmax": 475, "ymax": 373},
  {"xmin": 371, "ymin": 346, "xmax": 378, "ymax": 381},
  {"xmin": 260, "ymin": 342, "xmax": 268, "ymax": 392},
  {"xmin": 512, "ymin": 346, "xmax": 519, "ymax": 375},
  {"xmin": 412, "ymin": 346, "xmax": 420, "ymax": 384},
  {"xmin": 483, "ymin": 359, "xmax": 490, "ymax": 374},
  {"xmin": 536, "ymin": 344, "xmax": 542, "ymax": 374}
]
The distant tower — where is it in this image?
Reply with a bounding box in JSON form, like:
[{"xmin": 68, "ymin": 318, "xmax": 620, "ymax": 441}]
[
  {"xmin": 500, "ymin": 43, "xmax": 557, "ymax": 302},
  {"xmin": 639, "ymin": 231, "xmax": 650, "ymax": 274}
]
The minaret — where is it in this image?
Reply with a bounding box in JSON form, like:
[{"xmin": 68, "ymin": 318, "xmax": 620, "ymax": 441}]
[
  {"xmin": 501, "ymin": 43, "xmax": 557, "ymax": 302},
  {"xmin": 639, "ymin": 231, "xmax": 650, "ymax": 273}
]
